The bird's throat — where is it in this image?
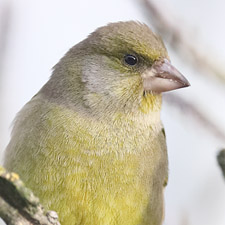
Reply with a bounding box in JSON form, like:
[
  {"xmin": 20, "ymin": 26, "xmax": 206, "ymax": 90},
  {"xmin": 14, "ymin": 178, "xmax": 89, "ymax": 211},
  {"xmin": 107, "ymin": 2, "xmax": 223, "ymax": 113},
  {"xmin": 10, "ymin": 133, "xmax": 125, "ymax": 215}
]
[{"xmin": 139, "ymin": 93, "xmax": 162, "ymax": 114}]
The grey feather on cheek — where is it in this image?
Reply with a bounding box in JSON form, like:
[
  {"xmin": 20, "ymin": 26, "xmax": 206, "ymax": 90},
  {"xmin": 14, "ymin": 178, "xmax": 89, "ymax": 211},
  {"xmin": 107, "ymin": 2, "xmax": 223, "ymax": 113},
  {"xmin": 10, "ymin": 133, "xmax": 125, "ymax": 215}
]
[{"xmin": 82, "ymin": 55, "xmax": 118, "ymax": 95}]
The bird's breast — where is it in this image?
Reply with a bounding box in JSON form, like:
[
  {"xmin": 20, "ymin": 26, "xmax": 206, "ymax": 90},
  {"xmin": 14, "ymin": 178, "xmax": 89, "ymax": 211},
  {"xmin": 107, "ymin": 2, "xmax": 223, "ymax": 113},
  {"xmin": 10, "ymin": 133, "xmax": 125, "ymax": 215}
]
[
  {"xmin": 38, "ymin": 107, "xmax": 167, "ymax": 225},
  {"xmin": 5, "ymin": 100, "xmax": 167, "ymax": 225}
]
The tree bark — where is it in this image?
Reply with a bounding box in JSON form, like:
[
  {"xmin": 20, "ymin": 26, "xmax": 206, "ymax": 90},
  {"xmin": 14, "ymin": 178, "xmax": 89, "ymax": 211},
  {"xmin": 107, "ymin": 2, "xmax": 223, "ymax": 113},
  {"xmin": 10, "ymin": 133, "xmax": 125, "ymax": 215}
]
[{"xmin": 0, "ymin": 167, "xmax": 60, "ymax": 225}]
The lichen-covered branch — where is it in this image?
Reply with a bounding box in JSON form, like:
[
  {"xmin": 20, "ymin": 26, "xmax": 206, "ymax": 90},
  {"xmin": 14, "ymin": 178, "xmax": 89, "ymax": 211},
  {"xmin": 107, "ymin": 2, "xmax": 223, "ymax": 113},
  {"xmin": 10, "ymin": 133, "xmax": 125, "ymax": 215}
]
[
  {"xmin": 217, "ymin": 149, "xmax": 225, "ymax": 179},
  {"xmin": 139, "ymin": 0, "xmax": 225, "ymax": 83},
  {"xmin": 0, "ymin": 166, "xmax": 60, "ymax": 225}
]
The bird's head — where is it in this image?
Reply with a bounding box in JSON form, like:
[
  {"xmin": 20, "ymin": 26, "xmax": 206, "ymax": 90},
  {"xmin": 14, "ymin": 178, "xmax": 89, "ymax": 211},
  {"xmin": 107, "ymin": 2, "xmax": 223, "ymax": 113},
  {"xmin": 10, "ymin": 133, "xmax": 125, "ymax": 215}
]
[{"xmin": 46, "ymin": 21, "xmax": 189, "ymax": 118}]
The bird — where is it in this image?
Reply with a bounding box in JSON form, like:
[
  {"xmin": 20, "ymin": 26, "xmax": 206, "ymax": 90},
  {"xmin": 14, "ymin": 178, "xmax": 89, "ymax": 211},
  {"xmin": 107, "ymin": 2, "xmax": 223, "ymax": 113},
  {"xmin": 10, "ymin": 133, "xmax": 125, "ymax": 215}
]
[{"xmin": 4, "ymin": 21, "xmax": 190, "ymax": 225}]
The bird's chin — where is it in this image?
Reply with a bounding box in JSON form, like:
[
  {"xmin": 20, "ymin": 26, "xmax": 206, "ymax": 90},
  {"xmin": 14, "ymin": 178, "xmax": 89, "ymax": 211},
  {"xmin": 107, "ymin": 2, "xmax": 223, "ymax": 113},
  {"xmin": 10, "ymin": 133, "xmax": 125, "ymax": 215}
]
[
  {"xmin": 142, "ymin": 90, "xmax": 161, "ymax": 97},
  {"xmin": 139, "ymin": 91, "xmax": 162, "ymax": 113}
]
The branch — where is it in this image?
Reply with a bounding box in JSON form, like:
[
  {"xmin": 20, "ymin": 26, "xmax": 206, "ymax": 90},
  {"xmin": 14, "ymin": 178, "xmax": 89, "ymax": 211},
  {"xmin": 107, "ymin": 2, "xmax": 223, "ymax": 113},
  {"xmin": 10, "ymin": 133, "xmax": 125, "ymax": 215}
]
[
  {"xmin": 217, "ymin": 149, "xmax": 225, "ymax": 180},
  {"xmin": 0, "ymin": 166, "xmax": 61, "ymax": 225},
  {"xmin": 139, "ymin": 0, "xmax": 225, "ymax": 83},
  {"xmin": 164, "ymin": 93, "xmax": 225, "ymax": 142}
]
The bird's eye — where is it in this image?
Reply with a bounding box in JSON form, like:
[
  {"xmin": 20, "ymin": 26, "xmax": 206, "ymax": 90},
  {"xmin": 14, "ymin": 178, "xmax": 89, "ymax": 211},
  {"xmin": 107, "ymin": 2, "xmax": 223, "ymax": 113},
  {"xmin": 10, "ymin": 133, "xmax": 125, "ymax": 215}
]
[{"xmin": 124, "ymin": 54, "xmax": 138, "ymax": 66}]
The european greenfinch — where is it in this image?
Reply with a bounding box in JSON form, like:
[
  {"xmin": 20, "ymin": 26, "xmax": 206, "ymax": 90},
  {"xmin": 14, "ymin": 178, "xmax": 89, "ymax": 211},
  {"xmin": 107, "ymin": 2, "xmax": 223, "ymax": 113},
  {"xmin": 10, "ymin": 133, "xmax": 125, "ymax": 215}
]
[{"xmin": 4, "ymin": 21, "xmax": 190, "ymax": 225}]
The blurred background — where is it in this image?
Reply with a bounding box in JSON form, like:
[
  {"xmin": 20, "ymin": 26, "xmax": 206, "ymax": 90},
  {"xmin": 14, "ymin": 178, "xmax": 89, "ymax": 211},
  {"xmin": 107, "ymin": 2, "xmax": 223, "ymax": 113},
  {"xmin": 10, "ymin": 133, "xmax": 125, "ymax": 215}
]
[{"xmin": 0, "ymin": 0, "xmax": 225, "ymax": 224}]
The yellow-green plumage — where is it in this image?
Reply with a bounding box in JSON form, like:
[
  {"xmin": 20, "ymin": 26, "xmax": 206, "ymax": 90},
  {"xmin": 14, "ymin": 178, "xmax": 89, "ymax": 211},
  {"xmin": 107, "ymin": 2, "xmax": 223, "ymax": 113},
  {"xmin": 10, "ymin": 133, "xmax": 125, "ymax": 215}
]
[
  {"xmin": 4, "ymin": 21, "xmax": 189, "ymax": 225},
  {"xmin": 5, "ymin": 94, "xmax": 167, "ymax": 224}
]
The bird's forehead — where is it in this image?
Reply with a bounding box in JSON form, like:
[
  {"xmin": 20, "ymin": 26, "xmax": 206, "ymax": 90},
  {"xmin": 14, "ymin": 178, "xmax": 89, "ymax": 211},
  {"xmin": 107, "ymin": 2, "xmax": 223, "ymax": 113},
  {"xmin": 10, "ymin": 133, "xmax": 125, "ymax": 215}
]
[{"xmin": 89, "ymin": 21, "xmax": 168, "ymax": 61}]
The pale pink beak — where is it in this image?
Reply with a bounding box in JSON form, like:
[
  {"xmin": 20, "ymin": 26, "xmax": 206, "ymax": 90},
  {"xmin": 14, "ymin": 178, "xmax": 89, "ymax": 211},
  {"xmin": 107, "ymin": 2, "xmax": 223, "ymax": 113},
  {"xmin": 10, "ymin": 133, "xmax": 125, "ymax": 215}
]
[{"xmin": 142, "ymin": 58, "xmax": 190, "ymax": 93}]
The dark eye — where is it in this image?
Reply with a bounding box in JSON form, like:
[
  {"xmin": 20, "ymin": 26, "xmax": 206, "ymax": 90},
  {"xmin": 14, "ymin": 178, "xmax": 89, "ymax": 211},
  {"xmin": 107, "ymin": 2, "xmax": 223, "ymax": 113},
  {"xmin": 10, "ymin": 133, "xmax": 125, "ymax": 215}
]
[{"xmin": 124, "ymin": 54, "xmax": 138, "ymax": 66}]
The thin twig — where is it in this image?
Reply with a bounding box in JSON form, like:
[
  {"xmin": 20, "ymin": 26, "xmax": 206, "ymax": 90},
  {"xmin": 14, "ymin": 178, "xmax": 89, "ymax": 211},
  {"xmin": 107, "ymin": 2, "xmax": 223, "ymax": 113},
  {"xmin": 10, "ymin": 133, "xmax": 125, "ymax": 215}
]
[{"xmin": 164, "ymin": 93, "xmax": 225, "ymax": 142}]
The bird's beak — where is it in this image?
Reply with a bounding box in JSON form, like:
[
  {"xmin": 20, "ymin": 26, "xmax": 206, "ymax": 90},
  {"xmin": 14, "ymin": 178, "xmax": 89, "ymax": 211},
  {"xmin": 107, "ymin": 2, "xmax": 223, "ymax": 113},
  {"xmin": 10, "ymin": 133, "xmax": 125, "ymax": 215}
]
[{"xmin": 142, "ymin": 58, "xmax": 190, "ymax": 93}]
